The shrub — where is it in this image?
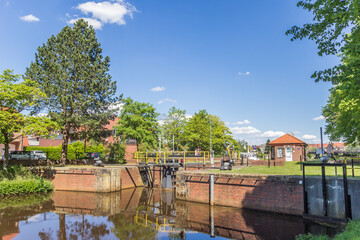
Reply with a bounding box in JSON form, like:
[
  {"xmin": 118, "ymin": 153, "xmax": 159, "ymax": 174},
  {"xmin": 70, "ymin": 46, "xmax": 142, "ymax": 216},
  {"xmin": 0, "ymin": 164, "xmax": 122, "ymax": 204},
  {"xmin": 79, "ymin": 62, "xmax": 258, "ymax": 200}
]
[
  {"xmin": 25, "ymin": 142, "xmax": 106, "ymax": 160},
  {"xmin": 0, "ymin": 165, "xmax": 32, "ymax": 181},
  {"xmin": 106, "ymin": 140, "xmax": 125, "ymax": 164},
  {"xmin": 0, "ymin": 178, "xmax": 53, "ymax": 196}
]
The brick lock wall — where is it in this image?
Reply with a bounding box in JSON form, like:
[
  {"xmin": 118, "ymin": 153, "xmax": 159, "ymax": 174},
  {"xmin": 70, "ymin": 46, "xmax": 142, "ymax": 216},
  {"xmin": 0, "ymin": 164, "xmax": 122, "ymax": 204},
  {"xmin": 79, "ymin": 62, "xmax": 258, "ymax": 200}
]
[
  {"xmin": 176, "ymin": 172, "xmax": 303, "ymax": 216},
  {"xmin": 52, "ymin": 169, "xmax": 97, "ymax": 192},
  {"xmin": 121, "ymin": 167, "xmax": 145, "ymax": 189},
  {"xmin": 50, "ymin": 167, "xmax": 141, "ymax": 192}
]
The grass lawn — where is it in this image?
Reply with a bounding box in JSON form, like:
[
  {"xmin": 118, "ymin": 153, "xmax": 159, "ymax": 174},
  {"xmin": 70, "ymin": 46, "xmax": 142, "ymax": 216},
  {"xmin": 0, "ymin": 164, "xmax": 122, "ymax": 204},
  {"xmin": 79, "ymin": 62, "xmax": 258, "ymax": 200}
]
[{"xmin": 213, "ymin": 161, "xmax": 360, "ymax": 178}]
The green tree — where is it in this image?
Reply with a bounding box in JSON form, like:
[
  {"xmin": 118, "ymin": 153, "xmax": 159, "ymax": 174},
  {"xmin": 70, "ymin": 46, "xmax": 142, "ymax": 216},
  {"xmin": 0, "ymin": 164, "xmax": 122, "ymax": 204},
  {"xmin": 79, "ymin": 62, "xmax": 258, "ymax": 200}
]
[
  {"xmin": 183, "ymin": 110, "xmax": 235, "ymax": 154},
  {"xmin": 162, "ymin": 107, "xmax": 187, "ymax": 151},
  {"xmin": 26, "ymin": 19, "xmax": 119, "ymax": 164},
  {"xmin": 286, "ymin": 1, "xmax": 360, "ymax": 144},
  {"xmin": 0, "ymin": 70, "xmax": 58, "ymax": 169},
  {"xmin": 115, "ymin": 97, "xmax": 159, "ymax": 150},
  {"xmin": 265, "ymin": 139, "xmax": 271, "ymax": 154}
]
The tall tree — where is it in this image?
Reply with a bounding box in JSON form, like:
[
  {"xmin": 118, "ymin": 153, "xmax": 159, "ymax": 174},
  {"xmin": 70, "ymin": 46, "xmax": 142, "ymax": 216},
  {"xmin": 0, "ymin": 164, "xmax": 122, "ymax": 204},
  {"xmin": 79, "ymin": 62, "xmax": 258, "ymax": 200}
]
[
  {"xmin": 0, "ymin": 70, "xmax": 58, "ymax": 169},
  {"xmin": 286, "ymin": 0, "xmax": 360, "ymax": 144},
  {"xmin": 265, "ymin": 139, "xmax": 271, "ymax": 154},
  {"xmin": 26, "ymin": 19, "xmax": 119, "ymax": 164},
  {"xmin": 162, "ymin": 107, "xmax": 187, "ymax": 151},
  {"xmin": 183, "ymin": 110, "xmax": 235, "ymax": 154},
  {"xmin": 115, "ymin": 97, "xmax": 159, "ymax": 150}
]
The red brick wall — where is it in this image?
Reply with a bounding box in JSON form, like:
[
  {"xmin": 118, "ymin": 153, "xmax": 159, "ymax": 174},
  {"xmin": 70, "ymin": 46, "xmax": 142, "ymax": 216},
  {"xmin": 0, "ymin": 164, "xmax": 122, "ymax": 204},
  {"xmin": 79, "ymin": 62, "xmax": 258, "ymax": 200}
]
[
  {"xmin": 125, "ymin": 143, "xmax": 137, "ymax": 162},
  {"xmin": 52, "ymin": 169, "xmax": 97, "ymax": 192},
  {"xmin": 176, "ymin": 172, "xmax": 303, "ymax": 216},
  {"xmin": 121, "ymin": 167, "xmax": 145, "ymax": 189},
  {"xmin": 273, "ymin": 145, "xmax": 306, "ymax": 162}
]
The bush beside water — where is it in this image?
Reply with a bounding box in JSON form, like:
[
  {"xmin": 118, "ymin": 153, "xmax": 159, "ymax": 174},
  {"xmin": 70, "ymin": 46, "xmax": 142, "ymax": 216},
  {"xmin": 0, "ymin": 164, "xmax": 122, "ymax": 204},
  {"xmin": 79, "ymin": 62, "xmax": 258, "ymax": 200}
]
[
  {"xmin": 297, "ymin": 219, "xmax": 360, "ymax": 240},
  {"xmin": 0, "ymin": 165, "xmax": 53, "ymax": 196}
]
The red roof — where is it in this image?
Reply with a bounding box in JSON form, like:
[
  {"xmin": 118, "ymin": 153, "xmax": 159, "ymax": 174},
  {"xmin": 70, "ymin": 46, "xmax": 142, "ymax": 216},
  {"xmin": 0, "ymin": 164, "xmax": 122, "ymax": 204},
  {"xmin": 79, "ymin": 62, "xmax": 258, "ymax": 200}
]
[
  {"xmin": 39, "ymin": 139, "xmax": 63, "ymax": 147},
  {"xmin": 308, "ymin": 143, "xmax": 345, "ymax": 148},
  {"xmin": 269, "ymin": 134, "xmax": 307, "ymax": 145}
]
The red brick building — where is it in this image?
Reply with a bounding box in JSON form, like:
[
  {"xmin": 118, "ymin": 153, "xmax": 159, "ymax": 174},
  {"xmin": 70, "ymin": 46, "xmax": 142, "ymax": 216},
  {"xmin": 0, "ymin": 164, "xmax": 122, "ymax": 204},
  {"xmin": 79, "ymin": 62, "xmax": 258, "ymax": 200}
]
[{"xmin": 269, "ymin": 134, "xmax": 307, "ymax": 162}]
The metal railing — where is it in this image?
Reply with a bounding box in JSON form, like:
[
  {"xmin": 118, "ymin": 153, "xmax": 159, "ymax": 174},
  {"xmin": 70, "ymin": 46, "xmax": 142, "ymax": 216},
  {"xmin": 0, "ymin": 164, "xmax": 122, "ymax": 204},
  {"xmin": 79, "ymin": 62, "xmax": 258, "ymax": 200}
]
[{"xmin": 134, "ymin": 151, "xmax": 210, "ymax": 166}]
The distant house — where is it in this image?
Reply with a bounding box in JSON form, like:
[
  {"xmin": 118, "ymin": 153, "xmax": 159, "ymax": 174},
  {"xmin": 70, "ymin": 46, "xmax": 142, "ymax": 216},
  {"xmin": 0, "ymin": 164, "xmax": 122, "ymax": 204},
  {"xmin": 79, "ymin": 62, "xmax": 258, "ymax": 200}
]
[
  {"xmin": 269, "ymin": 134, "xmax": 307, "ymax": 162},
  {"xmin": 26, "ymin": 117, "xmax": 138, "ymax": 161},
  {"xmin": 308, "ymin": 143, "xmax": 345, "ymax": 153}
]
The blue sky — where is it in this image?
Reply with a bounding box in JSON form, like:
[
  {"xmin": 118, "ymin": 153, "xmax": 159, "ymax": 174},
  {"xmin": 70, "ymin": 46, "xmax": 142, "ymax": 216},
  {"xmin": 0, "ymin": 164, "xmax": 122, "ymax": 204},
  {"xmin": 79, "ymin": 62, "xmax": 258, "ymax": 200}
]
[{"xmin": 0, "ymin": 0, "xmax": 338, "ymax": 144}]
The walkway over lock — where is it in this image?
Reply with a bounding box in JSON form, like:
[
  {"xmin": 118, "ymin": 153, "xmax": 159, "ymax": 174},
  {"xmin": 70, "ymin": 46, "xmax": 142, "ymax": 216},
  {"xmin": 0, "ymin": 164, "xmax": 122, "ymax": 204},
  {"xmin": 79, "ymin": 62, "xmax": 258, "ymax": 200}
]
[{"xmin": 134, "ymin": 150, "xmax": 242, "ymax": 167}]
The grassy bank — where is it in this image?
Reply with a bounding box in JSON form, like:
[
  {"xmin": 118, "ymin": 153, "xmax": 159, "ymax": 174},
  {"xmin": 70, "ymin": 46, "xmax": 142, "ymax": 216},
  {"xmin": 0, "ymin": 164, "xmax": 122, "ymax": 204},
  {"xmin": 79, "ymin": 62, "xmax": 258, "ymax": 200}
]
[
  {"xmin": 297, "ymin": 219, "xmax": 360, "ymax": 240},
  {"xmin": 214, "ymin": 162, "xmax": 360, "ymax": 177},
  {"xmin": 0, "ymin": 165, "xmax": 53, "ymax": 196}
]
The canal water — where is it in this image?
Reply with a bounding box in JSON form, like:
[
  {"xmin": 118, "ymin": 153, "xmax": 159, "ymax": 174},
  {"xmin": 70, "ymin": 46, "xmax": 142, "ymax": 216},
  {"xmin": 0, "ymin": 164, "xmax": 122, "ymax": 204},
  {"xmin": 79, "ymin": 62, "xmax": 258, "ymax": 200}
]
[{"xmin": 0, "ymin": 188, "xmax": 340, "ymax": 240}]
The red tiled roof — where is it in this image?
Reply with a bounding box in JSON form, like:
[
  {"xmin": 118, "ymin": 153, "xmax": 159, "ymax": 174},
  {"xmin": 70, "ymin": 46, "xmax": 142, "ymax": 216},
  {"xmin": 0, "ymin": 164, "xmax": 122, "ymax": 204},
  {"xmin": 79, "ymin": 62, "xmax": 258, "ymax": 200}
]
[
  {"xmin": 308, "ymin": 143, "xmax": 345, "ymax": 148},
  {"xmin": 269, "ymin": 134, "xmax": 307, "ymax": 145},
  {"xmin": 39, "ymin": 139, "xmax": 63, "ymax": 147}
]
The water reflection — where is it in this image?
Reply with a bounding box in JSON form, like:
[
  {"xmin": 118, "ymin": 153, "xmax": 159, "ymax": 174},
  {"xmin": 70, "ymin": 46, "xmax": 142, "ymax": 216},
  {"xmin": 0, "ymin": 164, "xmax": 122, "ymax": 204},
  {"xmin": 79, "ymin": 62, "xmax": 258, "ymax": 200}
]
[{"xmin": 0, "ymin": 188, "xmax": 339, "ymax": 240}]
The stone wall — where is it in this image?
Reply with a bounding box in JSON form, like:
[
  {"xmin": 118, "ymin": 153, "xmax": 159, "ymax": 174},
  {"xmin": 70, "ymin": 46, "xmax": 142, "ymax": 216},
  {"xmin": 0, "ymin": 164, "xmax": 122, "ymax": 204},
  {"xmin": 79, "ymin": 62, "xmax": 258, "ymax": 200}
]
[{"xmin": 176, "ymin": 172, "xmax": 303, "ymax": 215}]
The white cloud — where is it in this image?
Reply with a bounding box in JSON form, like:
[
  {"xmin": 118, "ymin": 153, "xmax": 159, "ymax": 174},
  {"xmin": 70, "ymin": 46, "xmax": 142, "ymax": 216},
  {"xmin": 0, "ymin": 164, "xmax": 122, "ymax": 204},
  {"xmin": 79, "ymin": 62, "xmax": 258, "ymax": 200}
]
[
  {"xmin": 20, "ymin": 14, "xmax": 40, "ymax": 22},
  {"xmin": 151, "ymin": 86, "xmax": 165, "ymax": 92},
  {"xmin": 313, "ymin": 115, "xmax": 325, "ymax": 121},
  {"xmin": 227, "ymin": 120, "xmax": 251, "ymax": 125},
  {"xmin": 238, "ymin": 72, "xmax": 251, "ymax": 76},
  {"xmin": 260, "ymin": 131, "xmax": 285, "ymax": 138},
  {"xmin": 68, "ymin": 18, "xmax": 103, "ymax": 29},
  {"xmin": 158, "ymin": 98, "xmax": 177, "ymax": 104},
  {"xmin": 302, "ymin": 134, "xmax": 317, "ymax": 140},
  {"xmin": 185, "ymin": 114, "xmax": 192, "ymax": 119},
  {"xmin": 230, "ymin": 126, "xmax": 261, "ymax": 135},
  {"xmin": 70, "ymin": 0, "xmax": 136, "ymax": 29}
]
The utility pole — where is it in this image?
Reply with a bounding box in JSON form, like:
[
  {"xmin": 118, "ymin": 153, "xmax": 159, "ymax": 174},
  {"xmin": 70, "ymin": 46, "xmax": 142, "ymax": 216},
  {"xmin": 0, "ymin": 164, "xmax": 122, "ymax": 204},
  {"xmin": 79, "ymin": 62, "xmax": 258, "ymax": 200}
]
[
  {"xmin": 172, "ymin": 134, "xmax": 174, "ymax": 152},
  {"xmin": 210, "ymin": 119, "xmax": 214, "ymax": 166},
  {"xmin": 320, "ymin": 127, "xmax": 324, "ymax": 158}
]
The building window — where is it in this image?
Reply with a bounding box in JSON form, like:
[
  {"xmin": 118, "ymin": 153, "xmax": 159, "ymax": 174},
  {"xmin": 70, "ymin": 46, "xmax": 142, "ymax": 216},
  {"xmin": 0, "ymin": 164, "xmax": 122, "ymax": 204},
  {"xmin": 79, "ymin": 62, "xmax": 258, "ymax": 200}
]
[{"xmin": 277, "ymin": 148, "xmax": 284, "ymax": 158}]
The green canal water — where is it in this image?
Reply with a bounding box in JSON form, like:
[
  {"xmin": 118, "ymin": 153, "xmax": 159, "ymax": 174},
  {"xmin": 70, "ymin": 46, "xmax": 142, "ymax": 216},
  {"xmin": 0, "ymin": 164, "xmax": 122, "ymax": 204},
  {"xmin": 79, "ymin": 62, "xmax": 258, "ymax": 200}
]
[{"xmin": 0, "ymin": 188, "xmax": 340, "ymax": 239}]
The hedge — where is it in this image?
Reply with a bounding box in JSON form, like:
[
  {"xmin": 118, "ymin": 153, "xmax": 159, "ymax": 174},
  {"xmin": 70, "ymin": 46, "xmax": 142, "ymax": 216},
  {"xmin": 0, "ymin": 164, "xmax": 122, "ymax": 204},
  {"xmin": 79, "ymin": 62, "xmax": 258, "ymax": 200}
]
[
  {"xmin": 25, "ymin": 141, "xmax": 106, "ymax": 160},
  {"xmin": 0, "ymin": 178, "xmax": 53, "ymax": 196}
]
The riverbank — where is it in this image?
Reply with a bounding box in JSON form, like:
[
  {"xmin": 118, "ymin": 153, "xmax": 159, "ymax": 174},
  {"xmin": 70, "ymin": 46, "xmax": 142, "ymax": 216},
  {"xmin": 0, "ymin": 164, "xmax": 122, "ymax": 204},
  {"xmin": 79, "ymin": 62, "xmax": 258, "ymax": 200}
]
[
  {"xmin": 297, "ymin": 219, "xmax": 360, "ymax": 240},
  {"xmin": 0, "ymin": 165, "xmax": 53, "ymax": 196}
]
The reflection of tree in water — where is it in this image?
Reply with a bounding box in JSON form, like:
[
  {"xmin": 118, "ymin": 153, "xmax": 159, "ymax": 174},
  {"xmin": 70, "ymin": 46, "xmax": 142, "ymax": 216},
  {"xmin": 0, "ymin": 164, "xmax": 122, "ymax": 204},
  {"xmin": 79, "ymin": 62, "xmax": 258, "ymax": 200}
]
[
  {"xmin": 38, "ymin": 214, "xmax": 110, "ymax": 240},
  {"xmin": 109, "ymin": 214, "xmax": 157, "ymax": 240},
  {"xmin": 39, "ymin": 228, "xmax": 53, "ymax": 240},
  {"xmin": 67, "ymin": 218, "xmax": 109, "ymax": 240}
]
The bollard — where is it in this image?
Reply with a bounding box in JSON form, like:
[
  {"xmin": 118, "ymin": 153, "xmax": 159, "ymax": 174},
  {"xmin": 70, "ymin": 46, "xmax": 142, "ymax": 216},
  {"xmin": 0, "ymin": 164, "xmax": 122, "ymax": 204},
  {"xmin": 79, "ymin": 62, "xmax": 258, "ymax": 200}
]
[
  {"xmin": 352, "ymin": 159, "xmax": 355, "ymax": 178},
  {"xmin": 210, "ymin": 174, "xmax": 215, "ymax": 206}
]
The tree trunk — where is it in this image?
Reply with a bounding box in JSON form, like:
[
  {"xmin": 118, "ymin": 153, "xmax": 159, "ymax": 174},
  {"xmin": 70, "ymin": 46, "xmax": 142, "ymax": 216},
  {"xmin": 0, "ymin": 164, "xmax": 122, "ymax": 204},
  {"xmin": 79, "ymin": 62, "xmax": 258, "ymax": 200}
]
[
  {"xmin": 84, "ymin": 134, "xmax": 87, "ymax": 153},
  {"xmin": 3, "ymin": 141, "xmax": 9, "ymax": 170},
  {"xmin": 60, "ymin": 125, "xmax": 69, "ymax": 165},
  {"xmin": 2, "ymin": 130, "xmax": 10, "ymax": 169}
]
